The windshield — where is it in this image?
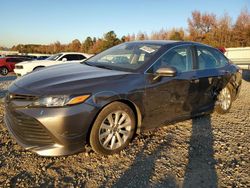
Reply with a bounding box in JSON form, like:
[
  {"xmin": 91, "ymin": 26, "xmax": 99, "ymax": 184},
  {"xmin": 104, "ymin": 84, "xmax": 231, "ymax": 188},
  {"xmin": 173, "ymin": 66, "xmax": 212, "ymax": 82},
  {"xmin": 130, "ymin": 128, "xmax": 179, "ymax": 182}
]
[
  {"xmin": 46, "ymin": 53, "xmax": 62, "ymax": 61},
  {"xmin": 85, "ymin": 43, "xmax": 162, "ymax": 71}
]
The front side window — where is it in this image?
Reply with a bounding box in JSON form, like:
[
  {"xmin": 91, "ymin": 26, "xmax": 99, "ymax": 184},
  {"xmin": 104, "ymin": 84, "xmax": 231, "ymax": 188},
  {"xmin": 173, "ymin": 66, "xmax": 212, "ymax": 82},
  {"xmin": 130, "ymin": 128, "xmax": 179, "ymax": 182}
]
[
  {"xmin": 148, "ymin": 46, "xmax": 193, "ymax": 73},
  {"xmin": 47, "ymin": 54, "xmax": 62, "ymax": 61},
  {"xmin": 197, "ymin": 46, "xmax": 228, "ymax": 70},
  {"xmin": 61, "ymin": 55, "xmax": 76, "ymax": 61},
  {"xmin": 86, "ymin": 43, "xmax": 162, "ymax": 71}
]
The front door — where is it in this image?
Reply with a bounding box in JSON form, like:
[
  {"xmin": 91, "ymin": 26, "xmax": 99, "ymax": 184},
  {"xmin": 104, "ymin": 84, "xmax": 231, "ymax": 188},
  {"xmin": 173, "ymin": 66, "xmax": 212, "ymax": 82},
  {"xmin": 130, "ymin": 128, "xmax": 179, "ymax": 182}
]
[{"xmin": 143, "ymin": 45, "xmax": 199, "ymax": 129}]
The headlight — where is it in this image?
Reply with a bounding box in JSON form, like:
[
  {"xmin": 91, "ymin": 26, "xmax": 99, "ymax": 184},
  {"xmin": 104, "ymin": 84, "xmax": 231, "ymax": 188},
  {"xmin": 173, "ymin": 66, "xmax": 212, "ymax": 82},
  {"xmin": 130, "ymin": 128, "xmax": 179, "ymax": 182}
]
[
  {"xmin": 15, "ymin": 65, "xmax": 23, "ymax": 69},
  {"xmin": 30, "ymin": 95, "xmax": 90, "ymax": 107}
]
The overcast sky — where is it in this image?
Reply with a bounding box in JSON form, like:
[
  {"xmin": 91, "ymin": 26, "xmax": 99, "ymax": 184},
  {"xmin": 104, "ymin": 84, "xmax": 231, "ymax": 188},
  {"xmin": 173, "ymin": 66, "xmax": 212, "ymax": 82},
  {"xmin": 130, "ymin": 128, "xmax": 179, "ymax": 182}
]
[{"xmin": 0, "ymin": 0, "xmax": 249, "ymax": 47}]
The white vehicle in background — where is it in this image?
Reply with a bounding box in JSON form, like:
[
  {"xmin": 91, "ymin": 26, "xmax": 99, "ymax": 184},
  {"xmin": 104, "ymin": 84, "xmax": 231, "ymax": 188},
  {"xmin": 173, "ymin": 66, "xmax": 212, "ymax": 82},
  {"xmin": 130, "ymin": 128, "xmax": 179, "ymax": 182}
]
[
  {"xmin": 14, "ymin": 52, "xmax": 93, "ymax": 76},
  {"xmin": 225, "ymin": 47, "xmax": 250, "ymax": 70}
]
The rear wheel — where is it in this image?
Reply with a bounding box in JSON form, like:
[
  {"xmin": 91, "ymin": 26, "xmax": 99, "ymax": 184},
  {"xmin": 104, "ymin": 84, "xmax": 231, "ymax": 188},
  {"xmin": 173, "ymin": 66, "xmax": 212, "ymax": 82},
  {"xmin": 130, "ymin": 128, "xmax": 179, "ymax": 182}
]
[
  {"xmin": 216, "ymin": 85, "xmax": 232, "ymax": 114},
  {"xmin": 0, "ymin": 67, "xmax": 9, "ymax": 76},
  {"xmin": 90, "ymin": 102, "xmax": 135, "ymax": 155}
]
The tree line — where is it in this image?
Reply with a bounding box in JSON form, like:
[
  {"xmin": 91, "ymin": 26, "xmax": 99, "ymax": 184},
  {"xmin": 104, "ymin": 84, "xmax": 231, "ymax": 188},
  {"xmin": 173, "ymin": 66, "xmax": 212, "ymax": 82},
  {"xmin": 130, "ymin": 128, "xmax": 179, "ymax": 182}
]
[{"xmin": 7, "ymin": 9, "xmax": 250, "ymax": 54}]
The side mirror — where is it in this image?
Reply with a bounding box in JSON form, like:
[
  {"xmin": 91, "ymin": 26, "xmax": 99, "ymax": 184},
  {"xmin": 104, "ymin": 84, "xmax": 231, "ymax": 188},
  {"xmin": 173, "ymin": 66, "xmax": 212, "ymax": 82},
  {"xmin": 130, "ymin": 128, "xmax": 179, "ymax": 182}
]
[
  {"xmin": 154, "ymin": 67, "xmax": 177, "ymax": 80},
  {"xmin": 62, "ymin": 58, "xmax": 67, "ymax": 62}
]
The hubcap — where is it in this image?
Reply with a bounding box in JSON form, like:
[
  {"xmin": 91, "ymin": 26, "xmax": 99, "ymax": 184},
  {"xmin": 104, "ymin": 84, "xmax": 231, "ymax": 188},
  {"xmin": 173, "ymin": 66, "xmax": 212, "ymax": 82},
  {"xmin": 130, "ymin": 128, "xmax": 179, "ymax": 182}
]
[
  {"xmin": 218, "ymin": 87, "xmax": 231, "ymax": 110},
  {"xmin": 2, "ymin": 68, "xmax": 8, "ymax": 75},
  {"xmin": 99, "ymin": 110, "xmax": 132, "ymax": 150}
]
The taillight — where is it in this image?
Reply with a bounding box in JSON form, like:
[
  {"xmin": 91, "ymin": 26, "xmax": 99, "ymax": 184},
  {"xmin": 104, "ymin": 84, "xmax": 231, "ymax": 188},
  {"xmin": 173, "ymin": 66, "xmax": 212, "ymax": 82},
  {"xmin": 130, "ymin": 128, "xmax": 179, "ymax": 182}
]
[{"xmin": 218, "ymin": 47, "xmax": 226, "ymax": 54}]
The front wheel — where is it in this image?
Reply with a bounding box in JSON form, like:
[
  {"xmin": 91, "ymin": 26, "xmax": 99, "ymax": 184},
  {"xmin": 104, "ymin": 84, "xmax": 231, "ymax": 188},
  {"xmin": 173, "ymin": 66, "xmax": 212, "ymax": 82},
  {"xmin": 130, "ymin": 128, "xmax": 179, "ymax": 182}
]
[
  {"xmin": 90, "ymin": 102, "xmax": 136, "ymax": 155},
  {"xmin": 0, "ymin": 67, "xmax": 9, "ymax": 76},
  {"xmin": 215, "ymin": 85, "xmax": 232, "ymax": 114}
]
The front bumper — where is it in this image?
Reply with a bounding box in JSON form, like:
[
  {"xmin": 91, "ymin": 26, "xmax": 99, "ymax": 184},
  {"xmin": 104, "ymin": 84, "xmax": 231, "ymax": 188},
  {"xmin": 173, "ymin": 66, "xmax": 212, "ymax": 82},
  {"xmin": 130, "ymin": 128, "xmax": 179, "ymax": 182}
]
[
  {"xmin": 4, "ymin": 98, "xmax": 98, "ymax": 156},
  {"xmin": 14, "ymin": 68, "xmax": 29, "ymax": 77}
]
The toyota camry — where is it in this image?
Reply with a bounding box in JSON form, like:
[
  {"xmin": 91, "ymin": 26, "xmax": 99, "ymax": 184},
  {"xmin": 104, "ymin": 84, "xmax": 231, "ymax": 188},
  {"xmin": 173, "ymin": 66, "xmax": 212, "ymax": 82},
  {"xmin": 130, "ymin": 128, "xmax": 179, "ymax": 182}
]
[{"xmin": 4, "ymin": 41, "xmax": 242, "ymax": 156}]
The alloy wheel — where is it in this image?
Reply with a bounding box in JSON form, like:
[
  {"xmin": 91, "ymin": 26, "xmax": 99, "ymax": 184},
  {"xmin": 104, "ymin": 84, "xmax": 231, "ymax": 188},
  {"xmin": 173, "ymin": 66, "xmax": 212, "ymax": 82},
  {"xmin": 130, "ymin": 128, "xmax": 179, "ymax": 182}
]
[
  {"xmin": 218, "ymin": 87, "xmax": 231, "ymax": 111},
  {"xmin": 1, "ymin": 68, "xmax": 8, "ymax": 75},
  {"xmin": 98, "ymin": 110, "xmax": 132, "ymax": 150}
]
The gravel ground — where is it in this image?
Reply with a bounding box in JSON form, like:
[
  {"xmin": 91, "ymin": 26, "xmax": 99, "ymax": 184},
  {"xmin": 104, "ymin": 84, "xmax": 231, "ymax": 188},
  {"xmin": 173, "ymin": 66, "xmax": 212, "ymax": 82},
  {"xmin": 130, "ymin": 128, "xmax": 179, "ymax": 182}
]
[{"xmin": 0, "ymin": 73, "xmax": 249, "ymax": 187}]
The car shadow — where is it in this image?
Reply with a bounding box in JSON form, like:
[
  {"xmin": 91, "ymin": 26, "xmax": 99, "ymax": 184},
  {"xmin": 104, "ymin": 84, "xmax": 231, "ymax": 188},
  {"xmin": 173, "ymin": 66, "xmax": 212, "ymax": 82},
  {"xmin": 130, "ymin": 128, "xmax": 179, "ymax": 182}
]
[
  {"xmin": 9, "ymin": 171, "xmax": 35, "ymax": 187},
  {"xmin": 108, "ymin": 133, "xmax": 179, "ymax": 188},
  {"xmin": 183, "ymin": 115, "xmax": 218, "ymax": 188},
  {"xmin": 242, "ymin": 70, "xmax": 250, "ymax": 82}
]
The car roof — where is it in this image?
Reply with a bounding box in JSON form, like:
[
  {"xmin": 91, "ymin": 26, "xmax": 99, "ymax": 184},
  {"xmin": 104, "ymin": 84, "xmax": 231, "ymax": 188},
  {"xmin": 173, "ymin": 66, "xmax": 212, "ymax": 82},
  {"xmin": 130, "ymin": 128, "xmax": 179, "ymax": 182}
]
[
  {"xmin": 125, "ymin": 40, "xmax": 211, "ymax": 48},
  {"xmin": 126, "ymin": 40, "xmax": 179, "ymax": 45},
  {"xmin": 0, "ymin": 56, "xmax": 22, "ymax": 59},
  {"xmin": 59, "ymin": 52, "xmax": 89, "ymax": 55}
]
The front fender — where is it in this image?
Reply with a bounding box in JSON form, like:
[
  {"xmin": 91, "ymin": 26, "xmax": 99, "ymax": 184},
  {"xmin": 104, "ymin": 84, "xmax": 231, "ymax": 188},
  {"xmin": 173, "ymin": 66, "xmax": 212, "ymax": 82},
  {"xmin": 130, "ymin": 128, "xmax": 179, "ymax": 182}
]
[
  {"xmin": 86, "ymin": 91, "xmax": 144, "ymax": 134},
  {"xmin": 87, "ymin": 91, "xmax": 122, "ymax": 107}
]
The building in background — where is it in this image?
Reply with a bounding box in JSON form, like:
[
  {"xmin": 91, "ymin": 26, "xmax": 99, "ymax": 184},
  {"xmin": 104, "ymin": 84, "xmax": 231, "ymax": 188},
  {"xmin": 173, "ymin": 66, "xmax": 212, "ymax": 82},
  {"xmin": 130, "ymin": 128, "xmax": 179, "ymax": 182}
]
[{"xmin": 0, "ymin": 50, "xmax": 19, "ymax": 56}]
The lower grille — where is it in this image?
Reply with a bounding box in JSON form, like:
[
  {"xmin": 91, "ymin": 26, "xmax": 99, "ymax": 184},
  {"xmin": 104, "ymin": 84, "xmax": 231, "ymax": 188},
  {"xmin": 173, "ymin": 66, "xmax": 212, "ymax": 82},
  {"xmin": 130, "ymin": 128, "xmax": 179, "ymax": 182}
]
[
  {"xmin": 5, "ymin": 108, "xmax": 54, "ymax": 147},
  {"xmin": 8, "ymin": 93, "xmax": 38, "ymax": 101}
]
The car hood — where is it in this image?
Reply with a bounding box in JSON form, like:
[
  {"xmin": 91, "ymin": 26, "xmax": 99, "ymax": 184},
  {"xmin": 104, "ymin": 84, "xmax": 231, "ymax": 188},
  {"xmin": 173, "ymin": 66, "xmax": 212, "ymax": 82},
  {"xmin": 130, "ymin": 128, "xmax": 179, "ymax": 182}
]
[
  {"xmin": 18, "ymin": 60, "xmax": 57, "ymax": 66},
  {"xmin": 10, "ymin": 63, "xmax": 132, "ymax": 95}
]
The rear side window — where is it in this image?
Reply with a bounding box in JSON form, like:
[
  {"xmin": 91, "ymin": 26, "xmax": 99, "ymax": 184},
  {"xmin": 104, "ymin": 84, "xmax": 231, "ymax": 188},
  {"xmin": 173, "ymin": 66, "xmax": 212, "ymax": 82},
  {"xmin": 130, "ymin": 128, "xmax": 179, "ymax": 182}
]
[
  {"xmin": 76, "ymin": 54, "xmax": 86, "ymax": 60},
  {"xmin": 61, "ymin": 54, "xmax": 85, "ymax": 61},
  {"xmin": 196, "ymin": 46, "xmax": 228, "ymax": 70}
]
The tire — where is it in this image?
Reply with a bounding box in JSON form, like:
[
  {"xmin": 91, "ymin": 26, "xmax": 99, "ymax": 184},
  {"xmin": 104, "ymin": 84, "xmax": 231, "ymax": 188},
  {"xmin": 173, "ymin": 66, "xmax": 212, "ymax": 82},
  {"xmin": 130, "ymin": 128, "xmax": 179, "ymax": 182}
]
[
  {"xmin": 215, "ymin": 85, "xmax": 232, "ymax": 114},
  {"xmin": 0, "ymin": 67, "xmax": 9, "ymax": 76},
  {"xmin": 90, "ymin": 102, "xmax": 136, "ymax": 155}
]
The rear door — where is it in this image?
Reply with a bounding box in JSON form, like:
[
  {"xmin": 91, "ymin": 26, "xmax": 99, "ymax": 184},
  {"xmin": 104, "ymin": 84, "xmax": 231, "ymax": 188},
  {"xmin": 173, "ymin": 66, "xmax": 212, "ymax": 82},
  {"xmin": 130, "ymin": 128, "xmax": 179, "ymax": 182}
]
[
  {"xmin": 194, "ymin": 45, "xmax": 231, "ymax": 112},
  {"xmin": 143, "ymin": 45, "xmax": 200, "ymax": 129}
]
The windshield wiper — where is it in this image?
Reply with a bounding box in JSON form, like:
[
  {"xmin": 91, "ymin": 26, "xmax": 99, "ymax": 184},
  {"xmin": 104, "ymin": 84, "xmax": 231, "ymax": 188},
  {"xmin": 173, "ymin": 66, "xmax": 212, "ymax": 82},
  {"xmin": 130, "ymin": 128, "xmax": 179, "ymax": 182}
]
[
  {"xmin": 83, "ymin": 61, "xmax": 112, "ymax": 70},
  {"xmin": 94, "ymin": 65, "xmax": 112, "ymax": 70},
  {"xmin": 83, "ymin": 61, "xmax": 93, "ymax": 66}
]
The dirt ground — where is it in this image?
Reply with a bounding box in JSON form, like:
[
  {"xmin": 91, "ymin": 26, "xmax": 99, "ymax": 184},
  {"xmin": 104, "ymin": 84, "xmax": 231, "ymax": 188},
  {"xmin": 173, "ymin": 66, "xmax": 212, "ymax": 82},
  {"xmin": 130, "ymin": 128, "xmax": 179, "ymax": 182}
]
[{"xmin": 0, "ymin": 72, "xmax": 249, "ymax": 187}]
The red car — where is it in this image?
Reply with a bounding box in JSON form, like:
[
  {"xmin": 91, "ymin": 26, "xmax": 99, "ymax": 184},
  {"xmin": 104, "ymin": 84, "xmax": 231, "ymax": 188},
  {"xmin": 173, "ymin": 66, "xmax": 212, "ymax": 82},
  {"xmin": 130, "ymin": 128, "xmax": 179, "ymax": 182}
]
[{"xmin": 0, "ymin": 57, "xmax": 30, "ymax": 76}]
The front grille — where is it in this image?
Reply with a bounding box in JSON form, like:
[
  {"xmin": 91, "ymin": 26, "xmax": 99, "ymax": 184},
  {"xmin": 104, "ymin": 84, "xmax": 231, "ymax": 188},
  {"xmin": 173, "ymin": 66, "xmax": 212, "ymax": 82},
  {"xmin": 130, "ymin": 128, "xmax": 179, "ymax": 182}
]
[{"xmin": 5, "ymin": 108, "xmax": 54, "ymax": 147}]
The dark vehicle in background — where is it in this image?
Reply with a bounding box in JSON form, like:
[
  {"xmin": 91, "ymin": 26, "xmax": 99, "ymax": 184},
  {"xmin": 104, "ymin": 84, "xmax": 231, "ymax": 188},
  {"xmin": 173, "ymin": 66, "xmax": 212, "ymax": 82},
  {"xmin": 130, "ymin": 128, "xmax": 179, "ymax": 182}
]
[
  {"xmin": 4, "ymin": 41, "xmax": 242, "ymax": 156},
  {"xmin": 35, "ymin": 56, "xmax": 50, "ymax": 60},
  {"xmin": 6, "ymin": 54, "xmax": 36, "ymax": 60},
  {"xmin": 0, "ymin": 57, "xmax": 31, "ymax": 75}
]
